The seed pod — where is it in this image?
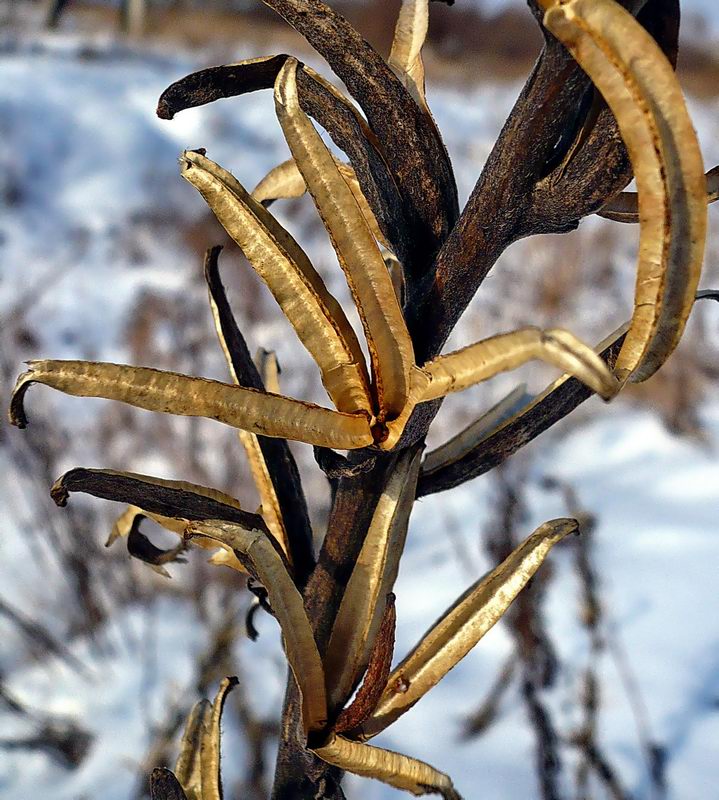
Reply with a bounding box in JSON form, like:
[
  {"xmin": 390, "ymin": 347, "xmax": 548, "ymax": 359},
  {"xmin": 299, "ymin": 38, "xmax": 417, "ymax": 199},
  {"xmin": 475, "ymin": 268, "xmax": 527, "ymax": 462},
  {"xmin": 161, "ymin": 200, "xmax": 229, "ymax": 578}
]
[
  {"xmin": 388, "ymin": 0, "xmax": 429, "ymax": 111},
  {"xmin": 182, "ymin": 149, "xmax": 371, "ymax": 415},
  {"xmin": 324, "ymin": 448, "xmax": 422, "ymax": 712},
  {"xmin": 314, "ymin": 734, "xmax": 461, "ymax": 799},
  {"xmin": 541, "ymin": 0, "xmax": 707, "ymax": 382},
  {"xmin": 421, "ymin": 384, "xmax": 528, "ymax": 476},
  {"xmin": 421, "ymin": 327, "xmax": 619, "ymax": 402},
  {"xmin": 599, "ymin": 164, "xmax": 719, "ymax": 222},
  {"xmin": 187, "ymin": 521, "xmax": 327, "ymax": 735},
  {"xmin": 10, "ymin": 360, "xmax": 374, "ymax": 449},
  {"xmin": 175, "ymin": 700, "xmax": 212, "ymax": 800},
  {"xmin": 274, "ymin": 58, "xmax": 415, "ymax": 420},
  {"xmin": 362, "ymin": 519, "xmax": 578, "ymax": 737}
]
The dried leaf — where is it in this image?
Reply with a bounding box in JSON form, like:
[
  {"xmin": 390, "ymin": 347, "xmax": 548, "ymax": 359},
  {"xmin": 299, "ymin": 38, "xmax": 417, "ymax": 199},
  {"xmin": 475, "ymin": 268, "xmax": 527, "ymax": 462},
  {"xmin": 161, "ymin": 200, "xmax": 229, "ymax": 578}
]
[
  {"xmin": 422, "ymin": 384, "xmax": 528, "ymax": 476},
  {"xmin": 314, "ymin": 734, "xmax": 461, "ymax": 799},
  {"xmin": 175, "ymin": 700, "xmax": 212, "ymax": 800},
  {"xmin": 200, "ymin": 677, "xmax": 238, "ymax": 800},
  {"xmin": 362, "ymin": 519, "xmax": 578, "ymax": 737},
  {"xmin": 599, "ymin": 164, "xmax": 719, "ymax": 222},
  {"xmin": 10, "ymin": 360, "xmax": 373, "ymax": 449},
  {"xmin": 274, "ymin": 59, "xmax": 415, "ymax": 419},
  {"xmin": 183, "ymin": 150, "xmax": 371, "ymax": 415},
  {"xmin": 108, "ymin": 505, "xmax": 144, "ymax": 546},
  {"xmin": 541, "ymin": 0, "xmax": 707, "ymax": 382},
  {"xmin": 252, "ymin": 159, "xmax": 307, "ymax": 205},
  {"xmin": 421, "ymin": 328, "xmax": 619, "ymax": 402},
  {"xmin": 108, "ymin": 506, "xmax": 245, "ymax": 574},
  {"xmin": 252, "ymin": 158, "xmax": 392, "ymax": 251},
  {"xmin": 187, "ymin": 521, "xmax": 327, "ymax": 735},
  {"xmin": 325, "ymin": 448, "xmax": 422, "ymax": 712}
]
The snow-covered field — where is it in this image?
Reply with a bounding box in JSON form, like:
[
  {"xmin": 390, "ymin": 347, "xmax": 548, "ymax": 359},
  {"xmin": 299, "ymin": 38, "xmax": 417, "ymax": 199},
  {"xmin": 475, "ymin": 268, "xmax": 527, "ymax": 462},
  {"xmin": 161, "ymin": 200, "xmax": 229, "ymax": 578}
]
[{"xmin": 1, "ymin": 14, "xmax": 718, "ymax": 800}]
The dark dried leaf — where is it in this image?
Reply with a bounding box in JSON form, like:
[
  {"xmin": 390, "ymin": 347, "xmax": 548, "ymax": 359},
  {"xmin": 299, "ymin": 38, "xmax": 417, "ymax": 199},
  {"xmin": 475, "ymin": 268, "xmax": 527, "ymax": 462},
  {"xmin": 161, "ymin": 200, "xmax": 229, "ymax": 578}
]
[
  {"xmin": 204, "ymin": 246, "xmax": 315, "ymax": 584},
  {"xmin": 334, "ymin": 594, "xmax": 396, "ymax": 734},
  {"xmin": 126, "ymin": 517, "xmax": 187, "ymax": 575},
  {"xmin": 51, "ymin": 468, "xmax": 267, "ymax": 532},
  {"xmin": 150, "ymin": 768, "xmax": 189, "ymax": 800}
]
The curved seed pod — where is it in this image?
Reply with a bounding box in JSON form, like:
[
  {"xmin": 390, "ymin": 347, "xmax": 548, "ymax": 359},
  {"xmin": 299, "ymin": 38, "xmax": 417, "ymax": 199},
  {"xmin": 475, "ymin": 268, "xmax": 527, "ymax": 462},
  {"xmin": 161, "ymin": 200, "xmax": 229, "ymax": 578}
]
[
  {"xmin": 10, "ymin": 360, "xmax": 374, "ymax": 449},
  {"xmin": 335, "ymin": 160, "xmax": 392, "ymax": 250},
  {"xmin": 187, "ymin": 521, "xmax": 327, "ymax": 735},
  {"xmin": 362, "ymin": 519, "xmax": 577, "ymax": 738},
  {"xmin": 202, "ymin": 248, "xmax": 314, "ymax": 583},
  {"xmin": 324, "ymin": 447, "xmax": 422, "ymax": 712},
  {"xmin": 421, "ymin": 327, "xmax": 619, "ymax": 402},
  {"xmin": 275, "ymin": 59, "xmax": 416, "ymax": 419},
  {"xmin": 56, "ymin": 468, "xmax": 257, "ymax": 572},
  {"xmin": 388, "ymin": 0, "xmax": 429, "ymax": 110},
  {"xmin": 313, "ymin": 734, "xmax": 461, "ymax": 800},
  {"xmin": 52, "ymin": 467, "xmax": 261, "ymax": 528},
  {"xmin": 379, "ymin": 366, "xmax": 432, "ymax": 451},
  {"xmin": 599, "ymin": 165, "xmax": 719, "ymax": 223},
  {"xmin": 417, "ymin": 324, "xmax": 629, "ymax": 497},
  {"xmin": 200, "ymin": 677, "xmax": 238, "ymax": 800},
  {"xmin": 175, "ymin": 700, "xmax": 212, "ymax": 800},
  {"xmin": 422, "ymin": 384, "xmax": 529, "ymax": 476},
  {"xmin": 241, "ymin": 350, "xmax": 286, "ymax": 546},
  {"xmin": 541, "ymin": 0, "xmax": 707, "ymax": 382},
  {"xmin": 157, "ymin": 56, "xmax": 413, "ymax": 270},
  {"xmin": 182, "ymin": 150, "xmax": 371, "ymax": 415}
]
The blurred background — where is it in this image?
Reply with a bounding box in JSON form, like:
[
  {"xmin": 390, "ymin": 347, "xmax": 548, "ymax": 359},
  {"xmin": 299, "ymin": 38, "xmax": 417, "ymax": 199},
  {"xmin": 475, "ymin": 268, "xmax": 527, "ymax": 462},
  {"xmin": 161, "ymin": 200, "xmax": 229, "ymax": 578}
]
[{"xmin": 1, "ymin": 1, "xmax": 718, "ymax": 798}]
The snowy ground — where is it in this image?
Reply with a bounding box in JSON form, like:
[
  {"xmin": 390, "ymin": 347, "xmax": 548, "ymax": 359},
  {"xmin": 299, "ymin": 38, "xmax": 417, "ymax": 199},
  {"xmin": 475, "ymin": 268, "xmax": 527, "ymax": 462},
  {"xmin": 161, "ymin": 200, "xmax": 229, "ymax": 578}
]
[{"xmin": 1, "ymin": 15, "xmax": 718, "ymax": 800}]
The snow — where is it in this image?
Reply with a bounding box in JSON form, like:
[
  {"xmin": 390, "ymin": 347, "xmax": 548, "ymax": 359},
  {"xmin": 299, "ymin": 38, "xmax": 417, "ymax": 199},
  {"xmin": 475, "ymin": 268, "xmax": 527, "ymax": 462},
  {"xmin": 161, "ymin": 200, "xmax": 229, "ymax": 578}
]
[{"xmin": 1, "ymin": 17, "xmax": 718, "ymax": 800}]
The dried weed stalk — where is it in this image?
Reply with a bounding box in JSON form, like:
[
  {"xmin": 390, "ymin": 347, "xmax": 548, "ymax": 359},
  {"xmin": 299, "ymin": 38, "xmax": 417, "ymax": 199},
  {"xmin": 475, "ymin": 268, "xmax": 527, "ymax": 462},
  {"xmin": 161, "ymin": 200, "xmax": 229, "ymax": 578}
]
[{"xmin": 8, "ymin": 0, "xmax": 719, "ymax": 797}]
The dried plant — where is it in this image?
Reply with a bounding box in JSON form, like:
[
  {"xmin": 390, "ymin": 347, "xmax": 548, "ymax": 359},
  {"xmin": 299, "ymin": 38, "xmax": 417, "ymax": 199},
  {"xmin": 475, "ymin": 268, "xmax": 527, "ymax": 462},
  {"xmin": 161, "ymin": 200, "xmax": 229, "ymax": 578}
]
[{"xmin": 8, "ymin": 0, "xmax": 719, "ymax": 797}]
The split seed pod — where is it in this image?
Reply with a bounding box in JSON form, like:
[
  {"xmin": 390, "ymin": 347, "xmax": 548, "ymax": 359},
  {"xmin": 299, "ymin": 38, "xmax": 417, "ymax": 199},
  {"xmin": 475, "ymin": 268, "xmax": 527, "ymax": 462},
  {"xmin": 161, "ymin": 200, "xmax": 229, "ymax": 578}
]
[
  {"xmin": 361, "ymin": 518, "xmax": 578, "ymax": 737},
  {"xmin": 274, "ymin": 57, "xmax": 415, "ymax": 420},
  {"xmin": 181, "ymin": 149, "xmax": 371, "ymax": 415},
  {"xmin": 541, "ymin": 0, "xmax": 707, "ymax": 382},
  {"xmin": 324, "ymin": 447, "xmax": 422, "ymax": 712},
  {"xmin": 187, "ymin": 521, "xmax": 327, "ymax": 735}
]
